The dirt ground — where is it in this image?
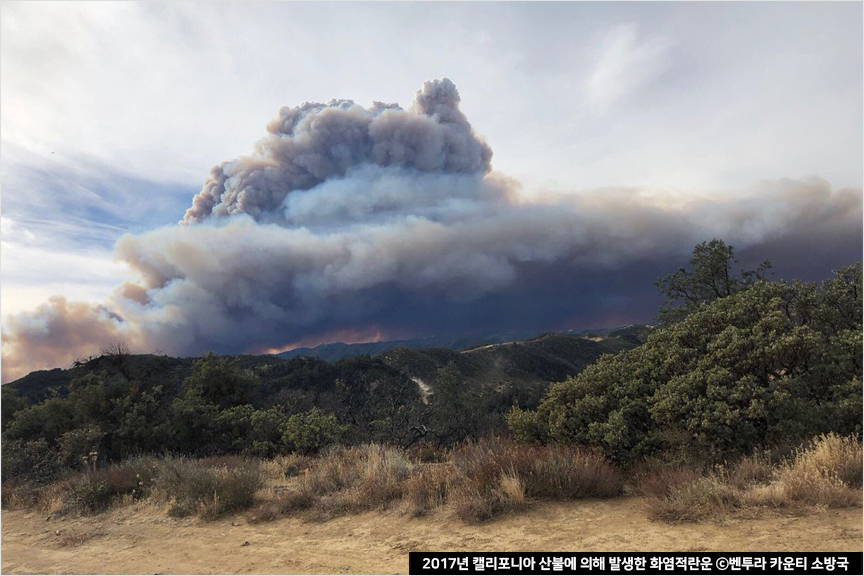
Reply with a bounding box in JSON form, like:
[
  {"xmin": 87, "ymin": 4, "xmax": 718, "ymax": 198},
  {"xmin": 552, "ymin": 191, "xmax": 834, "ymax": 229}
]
[{"xmin": 2, "ymin": 498, "xmax": 861, "ymax": 575}]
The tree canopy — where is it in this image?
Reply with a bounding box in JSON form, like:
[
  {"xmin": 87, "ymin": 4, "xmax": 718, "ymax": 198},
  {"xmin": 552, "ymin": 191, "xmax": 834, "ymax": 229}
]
[
  {"xmin": 655, "ymin": 239, "xmax": 772, "ymax": 324},
  {"xmin": 510, "ymin": 260, "xmax": 862, "ymax": 463}
]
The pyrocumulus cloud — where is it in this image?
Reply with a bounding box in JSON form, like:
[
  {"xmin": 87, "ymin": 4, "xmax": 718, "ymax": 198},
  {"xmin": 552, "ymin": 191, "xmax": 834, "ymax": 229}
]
[{"xmin": 2, "ymin": 79, "xmax": 861, "ymax": 382}]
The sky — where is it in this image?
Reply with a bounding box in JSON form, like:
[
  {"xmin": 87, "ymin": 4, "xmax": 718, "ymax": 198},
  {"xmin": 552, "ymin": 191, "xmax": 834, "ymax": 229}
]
[{"xmin": 1, "ymin": 1, "xmax": 862, "ymax": 381}]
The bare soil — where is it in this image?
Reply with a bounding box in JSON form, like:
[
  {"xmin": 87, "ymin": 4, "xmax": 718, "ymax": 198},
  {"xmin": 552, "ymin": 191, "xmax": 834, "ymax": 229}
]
[{"xmin": 2, "ymin": 498, "xmax": 861, "ymax": 575}]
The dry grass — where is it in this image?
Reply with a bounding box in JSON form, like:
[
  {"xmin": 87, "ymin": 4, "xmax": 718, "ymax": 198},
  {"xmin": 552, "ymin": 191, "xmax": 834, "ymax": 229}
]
[
  {"xmin": 721, "ymin": 451, "xmax": 776, "ymax": 490},
  {"xmin": 6, "ymin": 434, "xmax": 858, "ymax": 526},
  {"xmin": 791, "ymin": 434, "xmax": 862, "ymax": 489},
  {"xmin": 647, "ymin": 476, "xmax": 742, "ymax": 523},
  {"xmin": 260, "ymin": 454, "xmax": 314, "ymax": 479},
  {"xmin": 745, "ymin": 434, "xmax": 862, "ymax": 509},
  {"xmin": 246, "ymin": 488, "xmax": 316, "ymax": 523},
  {"xmin": 445, "ymin": 438, "xmax": 622, "ymax": 523},
  {"xmin": 642, "ymin": 435, "xmax": 862, "ymax": 523},
  {"xmin": 634, "ymin": 465, "xmax": 703, "ymax": 499},
  {"xmin": 450, "ymin": 477, "xmax": 527, "ymax": 523},
  {"xmin": 1, "ymin": 482, "xmax": 41, "ymax": 511},
  {"xmin": 312, "ymin": 445, "xmax": 414, "ymax": 516},
  {"xmin": 153, "ymin": 458, "xmax": 264, "ymax": 520},
  {"xmin": 402, "ymin": 463, "xmax": 459, "ymax": 516},
  {"xmin": 451, "ymin": 438, "xmax": 622, "ymax": 499},
  {"xmin": 407, "ymin": 442, "xmax": 449, "ymax": 463}
]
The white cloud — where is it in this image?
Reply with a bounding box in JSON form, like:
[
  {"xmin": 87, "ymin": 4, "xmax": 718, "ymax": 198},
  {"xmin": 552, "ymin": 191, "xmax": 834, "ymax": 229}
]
[
  {"xmin": 1, "ymin": 218, "xmax": 131, "ymax": 316},
  {"xmin": 585, "ymin": 23, "xmax": 674, "ymax": 114}
]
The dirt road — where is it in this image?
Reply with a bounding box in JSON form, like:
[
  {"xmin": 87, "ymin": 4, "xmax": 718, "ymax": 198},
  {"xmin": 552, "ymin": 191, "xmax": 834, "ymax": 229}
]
[{"xmin": 2, "ymin": 498, "xmax": 861, "ymax": 575}]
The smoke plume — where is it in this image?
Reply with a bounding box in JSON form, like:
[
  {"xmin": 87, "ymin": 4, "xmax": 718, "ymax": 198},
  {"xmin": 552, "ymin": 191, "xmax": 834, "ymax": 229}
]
[
  {"xmin": 2, "ymin": 79, "xmax": 861, "ymax": 382},
  {"xmin": 184, "ymin": 79, "xmax": 492, "ymax": 224}
]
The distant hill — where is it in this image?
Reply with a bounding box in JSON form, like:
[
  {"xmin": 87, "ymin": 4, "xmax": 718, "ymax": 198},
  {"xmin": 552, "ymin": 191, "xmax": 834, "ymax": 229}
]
[
  {"xmin": 4, "ymin": 326, "xmax": 654, "ymax": 408},
  {"xmin": 275, "ymin": 332, "xmax": 540, "ymax": 362},
  {"xmin": 275, "ymin": 326, "xmax": 645, "ymax": 362},
  {"xmin": 380, "ymin": 331, "xmax": 644, "ymax": 394}
]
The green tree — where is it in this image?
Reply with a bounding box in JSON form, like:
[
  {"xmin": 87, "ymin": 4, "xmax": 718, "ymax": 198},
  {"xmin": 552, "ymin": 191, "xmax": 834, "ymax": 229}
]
[
  {"xmin": 428, "ymin": 362, "xmax": 487, "ymax": 446},
  {"xmin": 655, "ymin": 239, "xmax": 771, "ymax": 323},
  {"xmin": 1, "ymin": 387, "xmax": 28, "ymax": 431},
  {"xmin": 281, "ymin": 408, "xmax": 347, "ymax": 455},
  {"xmin": 181, "ymin": 353, "xmax": 260, "ymax": 409}
]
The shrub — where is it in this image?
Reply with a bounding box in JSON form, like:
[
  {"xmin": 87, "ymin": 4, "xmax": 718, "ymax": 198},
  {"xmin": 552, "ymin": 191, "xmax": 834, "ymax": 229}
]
[
  {"xmin": 647, "ymin": 477, "xmax": 742, "ymax": 523},
  {"xmin": 1, "ymin": 481, "xmax": 43, "ymax": 510},
  {"xmin": 403, "ymin": 463, "xmax": 459, "ymax": 516},
  {"xmin": 56, "ymin": 425, "xmax": 105, "ymax": 472},
  {"xmin": 1, "ymin": 438, "xmax": 61, "ymax": 484},
  {"xmin": 506, "ymin": 405, "xmax": 547, "ymax": 444},
  {"xmin": 309, "ymin": 445, "xmax": 414, "ymax": 515},
  {"xmin": 511, "ymin": 264, "xmax": 863, "ymax": 464},
  {"xmin": 65, "ymin": 476, "xmax": 116, "ymax": 514},
  {"xmin": 57, "ymin": 457, "xmax": 161, "ymax": 515},
  {"xmin": 282, "ymin": 408, "xmax": 347, "ymax": 455},
  {"xmin": 633, "ymin": 465, "xmax": 703, "ymax": 499},
  {"xmin": 154, "ymin": 458, "xmax": 264, "ymax": 520}
]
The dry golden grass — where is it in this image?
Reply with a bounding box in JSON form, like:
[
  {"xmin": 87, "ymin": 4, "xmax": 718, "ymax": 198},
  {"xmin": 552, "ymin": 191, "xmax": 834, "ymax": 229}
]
[
  {"xmin": 643, "ymin": 435, "xmax": 862, "ymax": 523},
  {"xmin": 315, "ymin": 445, "xmax": 414, "ymax": 515},
  {"xmin": 260, "ymin": 454, "xmax": 314, "ymax": 480},
  {"xmin": 6, "ymin": 434, "xmax": 859, "ymax": 526},
  {"xmin": 449, "ymin": 473, "xmax": 528, "ymax": 524},
  {"xmin": 246, "ymin": 488, "xmax": 316, "ymax": 523},
  {"xmin": 634, "ymin": 465, "xmax": 703, "ymax": 499},
  {"xmin": 745, "ymin": 434, "xmax": 862, "ymax": 509},
  {"xmin": 443, "ymin": 438, "xmax": 621, "ymax": 523},
  {"xmin": 402, "ymin": 463, "xmax": 459, "ymax": 516},
  {"xmin": 646, "ymin": 476, "xmax": 742, "ymax": 523}
]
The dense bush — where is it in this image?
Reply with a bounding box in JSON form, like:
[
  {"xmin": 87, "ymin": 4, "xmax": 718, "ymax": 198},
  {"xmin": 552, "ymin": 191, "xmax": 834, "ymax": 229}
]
[
  {"xmin": 1, "ymin": 438, "xmax": 61, "ymax": 484},
  {"xmin": 282, "ymin": 408, "xmax": 348, "ymax": 455},
  {"xmin": 1, "ymin": 352, "xmax": 430, "ymax": 483},
  {"xmin": 510, "ymin": 264, "xmax": 862, "ymax": 463}
]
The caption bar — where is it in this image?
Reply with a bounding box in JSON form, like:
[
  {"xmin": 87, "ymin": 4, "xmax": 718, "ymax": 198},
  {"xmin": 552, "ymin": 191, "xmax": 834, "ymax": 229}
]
[{"xmin": 409, "ymin": 553, "xmax": 863, "ymax": 575}]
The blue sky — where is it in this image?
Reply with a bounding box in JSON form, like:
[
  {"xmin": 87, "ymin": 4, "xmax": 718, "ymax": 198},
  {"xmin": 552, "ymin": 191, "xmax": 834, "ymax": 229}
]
[{"xmin": 1, "ymin": 1, "xmax": 862, "ymax": 379}]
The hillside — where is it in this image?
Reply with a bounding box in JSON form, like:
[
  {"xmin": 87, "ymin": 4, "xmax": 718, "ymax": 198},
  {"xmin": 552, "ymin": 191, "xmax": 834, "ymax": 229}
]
[
  {"xmin": 276, "ymin": 332, "xmax": 540, "ymax": 362},
  {"xmin": 273, "ymin": 328, "xmax": 624, "ymax": 362},
  {"xmin": 1, "ymin": 329, "xmax": 646, "ymax": 478},
  {"xmin": 380, "ymin": 332, "xmax": 640, "ymax": 392},
  {"xmin": 5, "ymin": 329, "xmax": 648, "ymax": 406}
]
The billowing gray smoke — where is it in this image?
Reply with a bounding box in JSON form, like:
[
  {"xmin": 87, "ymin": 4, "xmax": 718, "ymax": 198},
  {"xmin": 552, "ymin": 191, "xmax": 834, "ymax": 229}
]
[
  {"xmin": 2, "ymin": 79, "xmax": 861, "ymax": 383},
  {"xmin": 184, "ymin": 78, "xmax": 492, "ymax": 224}
]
